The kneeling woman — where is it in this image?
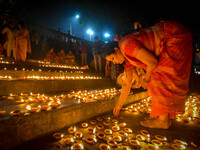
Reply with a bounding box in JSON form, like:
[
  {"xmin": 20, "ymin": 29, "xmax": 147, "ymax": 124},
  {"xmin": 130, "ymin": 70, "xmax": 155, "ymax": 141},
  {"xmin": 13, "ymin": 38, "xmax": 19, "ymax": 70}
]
[{"xmin": 105, "ymin": 20, "xmax": 192, "ymax": 129}]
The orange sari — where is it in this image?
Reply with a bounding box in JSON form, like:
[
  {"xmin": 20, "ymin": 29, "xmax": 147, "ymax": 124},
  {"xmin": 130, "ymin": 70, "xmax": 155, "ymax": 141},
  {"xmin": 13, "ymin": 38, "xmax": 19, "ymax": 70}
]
[
  {"xmin": 15, "ymin": 28, "xmax": 31, "ymax": 61},
  {"xmin": 119, "ymin": 21, "xmax": 193, "ymax": 119}
]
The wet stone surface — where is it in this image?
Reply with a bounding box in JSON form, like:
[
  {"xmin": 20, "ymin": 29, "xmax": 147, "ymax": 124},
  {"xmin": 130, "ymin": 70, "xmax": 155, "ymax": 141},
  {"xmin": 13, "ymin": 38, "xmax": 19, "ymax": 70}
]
[{"xmin": 13, "ymin": 96, "xmax": 200, "ymax": 150}]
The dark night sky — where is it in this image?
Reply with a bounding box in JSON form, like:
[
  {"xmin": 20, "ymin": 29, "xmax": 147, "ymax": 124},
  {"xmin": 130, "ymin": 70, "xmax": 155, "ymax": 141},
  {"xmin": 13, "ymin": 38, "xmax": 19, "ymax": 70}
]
[{"xmin": 12, "ymin": 0, "xmax": 200, "ymax": 38}]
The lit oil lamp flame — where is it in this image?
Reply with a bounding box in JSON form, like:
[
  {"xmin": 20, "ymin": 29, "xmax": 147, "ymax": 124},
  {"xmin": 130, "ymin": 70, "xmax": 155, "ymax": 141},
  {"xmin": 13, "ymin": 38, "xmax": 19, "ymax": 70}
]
[{"xmin": 26, "ymin": 105, "xmax": 31, "ymax": 110}]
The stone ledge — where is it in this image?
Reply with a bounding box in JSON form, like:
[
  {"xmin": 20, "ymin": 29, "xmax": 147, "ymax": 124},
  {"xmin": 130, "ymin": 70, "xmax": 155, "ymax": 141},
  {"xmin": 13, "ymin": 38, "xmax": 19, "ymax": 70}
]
[
  {"xmin": 0, "ymin": 91, "xmax": 147, "ymax": 149},
  {"xmin": 0, "ymin": 78, "xmax": 116, "ymax": 95}
]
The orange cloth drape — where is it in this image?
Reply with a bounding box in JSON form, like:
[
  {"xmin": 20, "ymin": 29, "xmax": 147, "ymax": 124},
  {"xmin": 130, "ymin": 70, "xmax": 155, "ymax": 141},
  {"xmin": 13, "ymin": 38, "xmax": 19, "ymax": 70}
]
[
  {"xmin": 119, "ymin": 21, "xmax": 193, "ymax": 119},
  {"xmin": 15, "ymin": 28, "xmax": 31, "ymax": 62}
]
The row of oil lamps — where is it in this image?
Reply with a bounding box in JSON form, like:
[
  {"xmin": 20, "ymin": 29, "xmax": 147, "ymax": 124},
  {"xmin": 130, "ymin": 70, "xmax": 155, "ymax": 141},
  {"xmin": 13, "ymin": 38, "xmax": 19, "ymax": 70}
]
[
  {"xmin": 0, "ymin": 91, "xmax": 199, "ymax": 124},
  {"xmin": 52, "ymin": 114, "xmax": 197, "ymax": 150},
  {"xmin": 1, "ymin": 67, "xmax": 84, "ymax": 73},
  {"xmin": 0, "ymin": 59, "xmax": 86, "ymax": 70},
  {"xmin": 121, "ymin": 96, "xmax": 200, "ymax": 124},
  {"xmin": 0, "ymin": 88, "xmax": 121, "ymax": 117},
  {"xmin": 0, "ymin": 75, "xmax": 102, "ymax": 80}
]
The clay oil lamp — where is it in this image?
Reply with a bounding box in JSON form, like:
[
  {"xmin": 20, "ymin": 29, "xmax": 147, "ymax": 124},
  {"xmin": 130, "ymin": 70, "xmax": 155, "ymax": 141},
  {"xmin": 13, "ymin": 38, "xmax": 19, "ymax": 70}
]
[
  {"xmin": 104, "ymin": 129, "xmax": 112, "ymax": 135},
  {"xmin": 81, "ymin": 123, "xmax": 88, "ymax": 128},
  {"xmin": 41, "ymin": 105, "xmax": 48, "ymax": 111},
  {"xmin": 10, "ymin": 110, "xmax": 21, "ymax": 117},
  {"xmin": 151, "ymin": 139, "xmax": 163, "ymax": 147},
  {"xmin": 97, "ymin": 132, "xmax": 106, "ymax": 140},
  {"xmin": 118, "ymin": 131, "xmax": 128, "ymax": 137},
  {"xmin": 88, "ymin": 127, "xmax": 96, "ymax": 134},
  {"xmin": 155, "ymin": 135, "xmax": 167, "ymax": 142},
  {"xmin": 112, "ymin": 119, "xmax": 118, "ymax": 124},
  {"xmin": 96, "ymin": 117, "xmax": 103, "ymax": 122},
  {"xmin": 53, "ymin": 133, "xmax": 64, "ymax": 140},
  {"xmin": 25, "ymin": 98, "xmax": 34, "ymax": 103},
  {"xmin": 119, "ymin": 123, "xmax": 127, "ymax": 127},
  {"xmin": 113, "ymin": 135, "xmax": 122, "ymax": 143},
  {"xmin": 172, "ymin": 139, "xmax": 187, "ymax": 149},
  {"xmin": 171, "ymin": 144, "xmax": 186, "ymax": 150},
  {"xmin": 64, "ymin": 137, "xmax": 74, "ymax": 146},
  {"xmin": 174, "ymin": 139, "xmax": 187, "ymax": 146},
  {"xmin": 96, "ymin": 124, "xmax": 104, "ymax": 130},
  {"xmin": 107, "ymin": 139, "xmax": 117, "ymax": 147},
  {"xmin": 136, "ymin": 134, "xmax": 145, "ymax": 141},
  {"xmin": 10, "ymin": 94, "xmax": 18, "ymax": 97},
  {"xmin": 90, "ymin": 120, "xmax": 97, "ymax": 125},
  {"xmin": 75, "ymin": 131, "xmax": 83, "ymax": 139},
  {"xmin": 68, "ymin": 126, "xmax": 76, "ymax": 134},
  {"xmin": 30, "ymin": 107, "xmax": 38, "ymax": 113},
  {"xmin": 51, "ymin": 102, "xmax": 59, "ymax": 108},
  {"xmin": 26, "ymin": 105, "xmax": 37, "ymax": 113},
  {"xmin": 99, "ymin": 144, "xmax": 110, "ymax": 150},
  {"xmin": 121, "ymin": 107, "xmax": 128, "ymax": 111},
  {"xmin": 103, "ymin": 121, "xmax": 111, "ymax": 126},
  {"xmin": 124, "ymin": 127, "xmax": 132, "ymax": 133},
  {"xmin": 85, "ymin": 137, "xmax": 97, "ymax": 145},
  {"xmin": 129, "ymin": 139, "xmax": 140, "ymax": 147},
  {"xmin": 141, "ymin": 130, "xmax": 149, "ymax": 136},
  {"xmin": 20, "ymin": 93, "xmax": 28, "ymax": 97},
  {"xmin": 146, "ymin": 144, "xmax": 157, "ymax": 150},
  {"xmin": 112, "ymin": 125, "xmax": 120, "ymax": 132},
  {"xmin": 102, "ymin": 115, "xmax": 110, "ymax": 120},
  {"xmin": 15, "ymin": 99, "xmax": 25, "ymax": 104},
  {"xmin": 73, "ymin": 143, "xmax": 84, "ymax": 150}
]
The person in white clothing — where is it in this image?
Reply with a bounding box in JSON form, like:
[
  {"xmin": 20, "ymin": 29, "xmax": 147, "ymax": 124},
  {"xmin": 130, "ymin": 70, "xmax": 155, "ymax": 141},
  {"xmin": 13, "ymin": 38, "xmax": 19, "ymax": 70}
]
[{"xmin": 1, "ymin": 22, "xmax": 15, "ymax": 58}]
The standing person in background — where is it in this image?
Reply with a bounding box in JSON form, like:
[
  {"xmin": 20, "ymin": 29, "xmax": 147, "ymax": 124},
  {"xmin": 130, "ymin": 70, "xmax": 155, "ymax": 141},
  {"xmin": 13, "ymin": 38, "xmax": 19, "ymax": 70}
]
[
  {"xmin": 1, "ymin": 21, "xmax": 15, "ymax": 58},
  {"xmin": 92, "ymin": 36, "xmax": 104, "ymax": 73},
  {"xmin": 106, "ymin": 34, "xmax": 122, "ymax": 79},
  {"xmin": 15, "ymin": 22, "xmax": 31, "ymax": 62},
  {"xmin": 80, "ymin": 42, "xmax": 87, "ymax": 66}
]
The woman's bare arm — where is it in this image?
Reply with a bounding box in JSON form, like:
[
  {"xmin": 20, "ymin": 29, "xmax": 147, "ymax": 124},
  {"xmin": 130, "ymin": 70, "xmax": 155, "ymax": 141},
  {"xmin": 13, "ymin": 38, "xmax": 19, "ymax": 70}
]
[
  {"xmin": 135, "ymin": 47, "xmax": 158, "ymax": 82},
  {"xmin": 116, "ymin": 68, "xmax": 134, "ymax": 106}
]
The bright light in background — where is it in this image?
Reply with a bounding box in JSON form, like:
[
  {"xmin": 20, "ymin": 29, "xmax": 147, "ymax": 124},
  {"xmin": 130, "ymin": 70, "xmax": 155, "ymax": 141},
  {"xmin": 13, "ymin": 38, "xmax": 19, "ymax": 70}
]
[
  {"xmin": 87, "ymin": 29, "xmax": 94, "ymax": 35},
  {"xmin": 87, "ymin": 29, "xmax": 94, "ymax": 41},
  {"xmin": 104, "ymin": 33, "xmax": 110, "ymax": 38},
  {"xmin": 76, "ymin": 15, "xmax": 80, "ymax": 19}
]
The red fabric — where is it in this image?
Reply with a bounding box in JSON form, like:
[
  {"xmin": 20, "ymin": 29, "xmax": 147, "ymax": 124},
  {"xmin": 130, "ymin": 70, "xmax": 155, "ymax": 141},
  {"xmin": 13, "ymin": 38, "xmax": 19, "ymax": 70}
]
[{"xmin": 119, "ymin": 21, "xmax": 193, "ymax": 119}]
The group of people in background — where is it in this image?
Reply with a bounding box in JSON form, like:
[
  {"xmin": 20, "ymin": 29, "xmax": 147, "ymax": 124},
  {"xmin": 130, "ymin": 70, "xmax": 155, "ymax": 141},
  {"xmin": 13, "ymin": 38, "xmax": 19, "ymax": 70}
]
[
  {"xmin": 0, "ymin": 21, "xmax": 88, "ymax": 66},
  {"xmin": 44, "ymin": 48, "xmax": 76, "ymax": 65},
  {"xmin": 0, "ymin": 21, "xmax": 31, "ymax": 62}
]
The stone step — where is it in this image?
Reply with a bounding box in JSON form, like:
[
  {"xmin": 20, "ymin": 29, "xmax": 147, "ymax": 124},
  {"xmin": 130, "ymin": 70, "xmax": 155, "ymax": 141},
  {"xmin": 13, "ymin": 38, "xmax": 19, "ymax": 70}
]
[
  {"xmin": 0, "ymin": 78, "xmax": 115, "ymax": 96},
  {"xmin": 0, "ymin": 58, "xmax": 88, "ymax": 73},
  {"xmin": 0, "ymin": 91, "xmax": 147, "ymax": 149},
  {"xmin": 0, "ymin": 70, "xmax": 89, "ymax": 78}
]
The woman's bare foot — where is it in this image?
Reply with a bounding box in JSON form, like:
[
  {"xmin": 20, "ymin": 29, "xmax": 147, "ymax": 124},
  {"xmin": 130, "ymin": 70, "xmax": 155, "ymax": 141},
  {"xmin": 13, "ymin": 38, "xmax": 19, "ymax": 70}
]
[
  {"xmin": 140, "ymin": 118, "xmax": 170, "ymax": 129},
  {"xmin": 140, "ymin": 113, "xmax": 171, "ymax": 129}
]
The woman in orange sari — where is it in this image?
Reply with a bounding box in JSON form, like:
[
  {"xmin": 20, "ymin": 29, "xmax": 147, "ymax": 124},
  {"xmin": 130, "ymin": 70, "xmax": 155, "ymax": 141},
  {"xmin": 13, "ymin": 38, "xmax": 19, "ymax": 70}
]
[
  {"xmin": 105, "ymin": 20, "xmax": 192, "ymax": 129},
  {"xmin": 15, "ymin": 22, "xmax": 31, "ymax": 61}
]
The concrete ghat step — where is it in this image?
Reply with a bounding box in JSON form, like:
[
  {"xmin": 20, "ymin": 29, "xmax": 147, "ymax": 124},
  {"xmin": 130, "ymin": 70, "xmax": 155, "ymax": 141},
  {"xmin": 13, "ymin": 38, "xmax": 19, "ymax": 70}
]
[
  {"xmin": 0, "ymin": 79, "xmax": 115, "ymax": 95},
  {"xmin": 0, "ymin": 91, "xmax": 147, "ymax": 149},
  {"xmin": 0, "ymin": 70, "xmax": 90, "ymax": 78},
  {"xmin": 0, "ymin": 61, "xmax": 88, "ymax": 73}
]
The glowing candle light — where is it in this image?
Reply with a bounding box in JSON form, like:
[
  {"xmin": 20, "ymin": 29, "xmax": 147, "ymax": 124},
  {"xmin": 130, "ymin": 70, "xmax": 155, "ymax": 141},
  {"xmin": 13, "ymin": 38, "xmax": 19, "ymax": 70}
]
[{"xmin": 26, "ymin": 105, "xmax": 31, "ymax": 110}]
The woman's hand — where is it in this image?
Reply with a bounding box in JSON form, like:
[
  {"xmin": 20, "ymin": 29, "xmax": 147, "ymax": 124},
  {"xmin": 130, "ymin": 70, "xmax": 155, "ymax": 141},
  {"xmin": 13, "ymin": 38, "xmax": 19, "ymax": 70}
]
[
  {"xmin": 113, "ymin": 105, "xmax": 122, "ymax": 117},
  {"xmin": 142, "ymin": 78, "xmax": 149, "ymax": 89}
]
